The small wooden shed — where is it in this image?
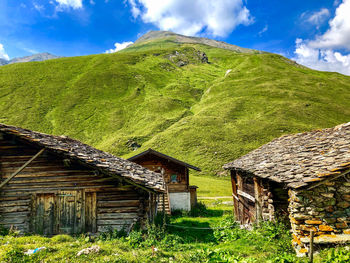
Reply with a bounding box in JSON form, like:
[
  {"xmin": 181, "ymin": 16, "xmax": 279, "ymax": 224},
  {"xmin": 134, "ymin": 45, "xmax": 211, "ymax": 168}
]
[
  {"xmin": 129, "ymin": 149, "xmax": 200, "ymax": 213},
  {"xmin": 224, "ymin": 122, "xmax": 350, "ymax": 256},
  {"xmin": 0, "ymin": 124, "xmax": 165, "ymax": 235}
]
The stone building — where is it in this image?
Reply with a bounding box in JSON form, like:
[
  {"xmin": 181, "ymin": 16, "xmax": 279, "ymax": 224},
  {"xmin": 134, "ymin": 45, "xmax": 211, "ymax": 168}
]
[{"xmin": 224, "ymin": 122, "xmax": 350, "ymax": 255}]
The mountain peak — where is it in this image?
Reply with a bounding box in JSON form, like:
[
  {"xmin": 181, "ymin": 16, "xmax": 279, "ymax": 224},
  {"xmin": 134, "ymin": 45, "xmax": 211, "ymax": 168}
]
[
  {"xmin": 0, "ymin": 52, "xmax": 61, "ymax": 66},
  {"xmin": 134, "ymin": 30, "xmax": 261, "ymax": 54}
]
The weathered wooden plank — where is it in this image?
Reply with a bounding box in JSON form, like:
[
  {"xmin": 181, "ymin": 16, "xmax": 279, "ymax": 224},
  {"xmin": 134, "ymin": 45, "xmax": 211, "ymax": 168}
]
[
  {"xmin": 97, "ymin": 200, "xmax": 140, "ymax": 208},
  {"xmin": 3, "ymin": 175, "xmax": 106, "ymax": 184},
  {"xmin": 237, "ymin": 190, "xmax": 256, "ymax": 203},
  {"xmin": 0, "ymin": 217, "xmax": 27, "ymax": 224},
  {"xmin": 0, "ymin": 206, "xmax": 29, "ymax": 213},
  {"xmin": 97, "ymin": 213, "xmax": 138, "ymax": 220},
  {"xmin": 3, "ymin": 181, "xmax": 120, "ymax": 189},
  {"xmin": 0, "ymin": 200, "xmax": 31, "ymax": 207},
  {"xmin": 97, "ymin": 219, "xmax": 135, "ymax": 225},
  {"xmin": 97, "ymin": 207, "xmax": 140, "ymax": 213},
  {"xmin": 0, "ymin": 185, "xmax": 126, "ymax": 194},
  {"xmin": 0, "ymin": 148, "xmax": 45, "ymax": 189}
]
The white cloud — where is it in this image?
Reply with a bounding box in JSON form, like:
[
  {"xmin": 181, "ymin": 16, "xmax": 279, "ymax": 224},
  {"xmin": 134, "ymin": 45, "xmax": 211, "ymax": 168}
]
[
  {"xmin": 294, "ymin": 0, "xmax": 350, "ymax": 75},
  {"xmin": 309, "ymin": 0, "xmax": 350, "ymax": 50},
  {"xmin": 105, "ymin": 41, "xmax": 134, "ymax": 53},
  {"xmin": 55, "ymin": 0, "xmax": 83, "ymax": 10},
  {"xmin": 305, "ymin": 8, "xmax": 330, "ymax": 28},
  {"xmin": 0, "ymin": 44, "xmax": 10, "ymax": 61},
  {"xmin": 34, "ymin": 3, "xmax": 45, "ymax": 12},
  {"xmin": 126, "ymin": 0, "xmax": 253, "ymax": 37},
  {"xmin": 258, "ymin": 25, "xmax": 268, "ymax": 36}
]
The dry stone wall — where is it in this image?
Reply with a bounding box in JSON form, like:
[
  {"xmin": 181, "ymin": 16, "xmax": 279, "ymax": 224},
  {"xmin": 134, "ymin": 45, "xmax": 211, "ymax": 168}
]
[{"xmin": 289, "ymin": 175, "xmax": 350, "ymax": 256}]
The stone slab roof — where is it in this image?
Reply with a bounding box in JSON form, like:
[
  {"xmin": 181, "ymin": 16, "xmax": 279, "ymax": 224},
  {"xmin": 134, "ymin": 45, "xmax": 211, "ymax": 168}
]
[
  {"xmin": 0, "ymin": 123, "xmax": 165, "ymax": 192},
  {"xmin": 128, "ymin": 148, "xmax": 201, "ymax": 171},
  {"xmin": 224, "ymin": 122, "xmax": 350, "ymax": 189}
]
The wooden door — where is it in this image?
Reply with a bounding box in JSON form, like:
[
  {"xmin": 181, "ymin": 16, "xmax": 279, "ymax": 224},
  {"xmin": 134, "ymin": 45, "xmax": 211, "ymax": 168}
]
[
  {"xmin": 85, "ymin": 192, "xmax": 97, "ymax": 233},
  {"xmin": 58, "ymin": 190, "xmax": 83, "ymax": 234},
  {"xmin": 31, "ymin": 193, "xmax": 57, "ymax": 235},
  {"xmin": 236, "ymin": 174, "xmax": 256, "ymax": 224}
]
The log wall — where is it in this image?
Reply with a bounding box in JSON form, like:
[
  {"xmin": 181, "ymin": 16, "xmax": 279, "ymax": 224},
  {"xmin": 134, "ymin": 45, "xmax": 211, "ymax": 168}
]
[
  {"xmin": 0, "ymin": 133, "xmax": 154, "ymax": 235},
  {"xmin": 131, "ymin": 154, "xmax": 189, "ymax": 193}
]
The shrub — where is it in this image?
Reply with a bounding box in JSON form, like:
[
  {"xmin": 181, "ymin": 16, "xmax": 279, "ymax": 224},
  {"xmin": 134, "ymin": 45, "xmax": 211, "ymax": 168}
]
[
  {"xmin": 323, "ymin": 247, "xmax": 350, "ymax": 263},
  {"xmin": 126, "ymin": 230, "xmax": 143, "ymax": 248},
  {"xmin": 267, "ymin": 252, "xmax": 299, "ymax": 263},
  {"xmin": 2, "ymin": 247, "xmax": 31, "ymax": 263},
  {"xmin": 51, "ymin": 234, "xmax": 74, "ymax": 243},
  {"xmin": 0, "ymin": 226, "xmax": 9, "ymax": 236},
  {"xmin": 189, "ymin": 202, "xmax": 208, "ymax": 217}
]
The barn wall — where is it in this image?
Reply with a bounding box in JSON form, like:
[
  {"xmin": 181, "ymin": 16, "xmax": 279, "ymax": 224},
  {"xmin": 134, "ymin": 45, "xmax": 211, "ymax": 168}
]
[
  {"xmin": 289, "ymin": 174, "xmax": 350, "ymax": 256},
  {"xmin": 0, "ymin": 133, "xmax": 151, "ymax": 234},
  {"xmin": 131, "ymin": 154, "xmax": 188, "ymax": 193},
  {"xmin": 231, "ymin": 171, "xmax": 276, "ymax": 224}
]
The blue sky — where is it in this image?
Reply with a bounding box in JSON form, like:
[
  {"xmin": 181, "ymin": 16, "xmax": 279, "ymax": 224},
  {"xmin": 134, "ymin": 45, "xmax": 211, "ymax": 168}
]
[{"xmin": 1, "ymin": 0, "xmax": 350, "ymax": 75}]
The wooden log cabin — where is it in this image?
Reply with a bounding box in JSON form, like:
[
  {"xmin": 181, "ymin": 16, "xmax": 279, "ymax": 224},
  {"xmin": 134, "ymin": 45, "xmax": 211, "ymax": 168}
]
[
  {"xmin": 0, "ymin": 123, "xmax": 165, "ymax": 235},
  {"xmin": 128, "ymin": 149, "xmax": 200, "ymax": 213},
  {"xmin": 224, "ymin": 122, "xmax": 350, "ymax": 256}
]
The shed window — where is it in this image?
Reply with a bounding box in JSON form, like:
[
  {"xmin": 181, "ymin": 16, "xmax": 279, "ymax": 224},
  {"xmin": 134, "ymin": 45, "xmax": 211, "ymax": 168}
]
[{"xmin": 170, "ymin": 174, "xmax": 178, "ymax": 183}]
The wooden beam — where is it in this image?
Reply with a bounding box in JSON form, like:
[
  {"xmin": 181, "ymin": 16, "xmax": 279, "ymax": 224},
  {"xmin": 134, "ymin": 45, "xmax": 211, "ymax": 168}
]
[
  {"xmin": 231, "ymin": 171, "xmax": 239, "ymax": 218},
  {"xmin": 237, "ymin": 190, "xmax": 256, "ymax": 203},
  {"xmin": 253, "ymin": 177, "xmax": 262, "ymax": 223},
  {"xmin": 307, "ymin": 168, "xmax": 350, "ymax": 190},
  {"xmin": 0, "ymin": 148, "xmax": 45, "ymax": 189}
]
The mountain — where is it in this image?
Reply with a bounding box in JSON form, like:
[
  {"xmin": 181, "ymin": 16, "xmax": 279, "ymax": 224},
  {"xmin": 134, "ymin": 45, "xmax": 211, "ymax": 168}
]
[
  {"xmin": 0, "ymin": 52, "xmax": 60, "ymax": 66},
  {"xmin": 133, "ymin": 30, "xmax": 261, "ymax": 54},
  {"xmin": 0, "ymin": 58, "xmax": 8, "ymax": 66},
  {"xmin": 0, "ymin": 31, "xmax": 349, "ymax": 175}
]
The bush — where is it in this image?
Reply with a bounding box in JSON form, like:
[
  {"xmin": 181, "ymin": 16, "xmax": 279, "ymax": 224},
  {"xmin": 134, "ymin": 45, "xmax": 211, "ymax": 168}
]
[
  {"xmin": 126, "ymin": 230, "xmax": 143, "ymax": 248},
  {"xmin": 189, "ymin": 202, "xmax": 208, "ymax": 217},
  {"xmin": 0, "ymin": 226, "xmax": 9, "ymax": 236},
  {"xmin": 2, "ymin": 247, "xmax": 31, "ymax": 263},
  {"xmin": 51, "ymin": 234, "xmax": 74, "ymax": 243},
  {"xmin": 213, "ymin": 215, "xmax": 242, "ymax": 242},
  {"xmin": 267, "ymin": 252, "xmax": 299, "ymax": 263},
  {"xmin": 98, "ymin": 227, "xmax": 128, "ymax": 241},
  {"xmin": 323, "ymin": 247, "xmax": 350, "ymax": 263}
]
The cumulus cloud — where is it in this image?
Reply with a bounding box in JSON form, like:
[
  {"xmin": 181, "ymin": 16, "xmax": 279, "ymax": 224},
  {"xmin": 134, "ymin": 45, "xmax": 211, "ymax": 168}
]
[
  {"xmin": 304, "ymin": 8, "xmax": 330, "ymax": 28},
  {"xmin": 294, "ymin": 0, "xmax": 350, "ymax": 75},
  {"xmin": 105, "ymin": 41, "xmax": 134, "ymax": 53},
  {"xmin": 126, "ymin": 0, "xmax": 253, "ymax": 37},
  {"xmin": 0, "ymin": 44, "xmax": 9, "ymax": 61},
  {"xmin": 55, "ymin": 0, "xmax": 83, "ymax": 10}
]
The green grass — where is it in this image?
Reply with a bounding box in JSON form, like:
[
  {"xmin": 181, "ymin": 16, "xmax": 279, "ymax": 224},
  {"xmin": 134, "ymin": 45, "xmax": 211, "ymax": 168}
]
[
  {"xmin": 0, "ymin": 37, "xmax": 350, "ymax": 189},
  {"xmin": 1, "ymin": 203, "xmax": 348, "ymax": 262},
  {"xmin": 190, "ymin": 175, "xmax": 232, "ymax": 197}
]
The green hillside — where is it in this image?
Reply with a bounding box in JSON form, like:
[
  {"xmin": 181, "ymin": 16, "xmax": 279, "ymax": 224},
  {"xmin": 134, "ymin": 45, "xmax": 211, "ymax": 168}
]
[{"xmin": 1, "ymin": 32, "xmax": 350, "ymax": 180}]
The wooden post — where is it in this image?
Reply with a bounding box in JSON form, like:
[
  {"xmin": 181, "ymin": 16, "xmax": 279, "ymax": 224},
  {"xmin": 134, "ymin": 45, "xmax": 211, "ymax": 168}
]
[
  {"xmin": 0, "ymin": 148, "xmax": 45, "ymax": 189},
  {"xmin": 236, "ymin": 172, "xmax": 244, "ymax": 223},
  {"xmin": 162, "ymin": 193, "xmax": 166, "ymax": 228},
  {"xmin": 231, "ymin": 171, "xmax": 239, "ymax": 219},
  {"xmin": 309, "ymin": 230, "xmax": 314, "ymax": 263},
  {"xmin": 253, "ymin": 177, "xmax": 262, "ymax": 223}
]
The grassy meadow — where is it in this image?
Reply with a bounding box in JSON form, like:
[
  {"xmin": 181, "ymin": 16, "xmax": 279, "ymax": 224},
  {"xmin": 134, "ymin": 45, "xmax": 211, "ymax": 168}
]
[
  {"xmin": 0, "ymin": 38, "xmax": 350, "ymax": 178},
  {"xmin": 1, "ymin": 36, "xmax": 350, "ymax": 262},
  {"xmin": 1, "ymin": 201, "xmax": 349, "ymax": 262}
]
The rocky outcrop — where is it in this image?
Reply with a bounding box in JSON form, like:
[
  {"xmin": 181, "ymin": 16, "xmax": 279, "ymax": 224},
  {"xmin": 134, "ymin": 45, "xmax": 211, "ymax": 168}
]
[{"xmin": 166, "ymin": 48, "xmax": 209, "ymax": 67}]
